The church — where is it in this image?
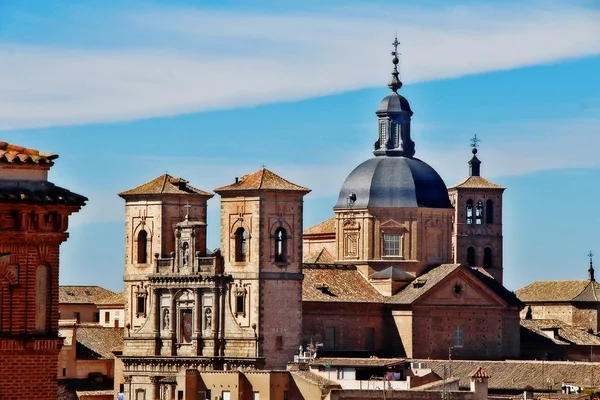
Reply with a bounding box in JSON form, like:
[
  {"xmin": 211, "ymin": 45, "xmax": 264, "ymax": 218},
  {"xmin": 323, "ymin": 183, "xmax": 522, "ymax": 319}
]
[{"xmin": 116, "ymin": 42, "xmax": 522, "ymax": 399}]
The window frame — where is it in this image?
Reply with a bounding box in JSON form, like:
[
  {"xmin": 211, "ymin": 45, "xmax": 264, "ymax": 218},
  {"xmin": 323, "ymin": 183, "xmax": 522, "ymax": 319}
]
[
  {"xmin": 475, "ymin": 201, "xmax": 484, "ymax": 225},
  {"xmin": 137, "ymin": 229, "xmax": 148, "ymax": 264},
  {"xmin": 466, "ymin": 199, "xmax": 473, "ymax": 224},
  {"xmin": 486, "ymin": 199, "xmax": 494, "ymax": 224},
  {"xmin": 454, "ymin": 325, "xmax": 464, "ymax": 348},
  {"xmin": 383, "ymin": 233, "xmax": 402, "ymax": 257},
  {"xmin": 466, "ymin": 246, "xmax": 476, "ymax": 267},
  {"xmin": 234, "ymin": 227, "xmax": 247, "ymax": 262},
  {"xmin": 274, "ymin": 227, "xmax": 287, "ymax": 264}
]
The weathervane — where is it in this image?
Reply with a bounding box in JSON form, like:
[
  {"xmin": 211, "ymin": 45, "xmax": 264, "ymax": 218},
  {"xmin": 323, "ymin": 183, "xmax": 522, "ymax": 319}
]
[
  {"xmin": 470, "ymin": 134, "xmax": 481, "ymax": 150},
  {"xmin": 589, "ymin": 250, "xmax": 595, "ymax": 282}
]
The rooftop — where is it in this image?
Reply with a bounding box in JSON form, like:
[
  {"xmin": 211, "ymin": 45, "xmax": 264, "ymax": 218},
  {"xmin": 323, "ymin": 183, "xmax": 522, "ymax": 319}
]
[
  {"xmin": 310, "ymin": 357, "xmax": 406, "ymax": 368},
  {"xmin": 214, "ymin": 168, "xmax": 310, "ymax": 193},
  {"xmin": 302, "ymin": 264, "xmax": 385, "ymax": 303},
  {"xmin": 448, "ymin": 175, "xmax": 505, "ymax": 190},
  {"xmin": 59, "ymin": 286, "xmax": 116, "ymax": 304},
  {"xmin": 96, "ymin": 289, "xmax": 126, "ymax": 306},
  {"xmin": 521, "ymin": 318, "xmax": 600, "ymax": 346},
  {"xmin": 516, "ymin": 280, "xmax": 600, "ymax": 303},
  {"xmin": 0, "ymin": 180, "xmax": 87, "ymax": 206},
  {"xmin": 304, "ymin": 217, "xmax": 336, "ymax": 236},
  {"xmin": 0, "ymin": 142, "xmax": 58, "ymax": 166},
  {"xmin": 76, "ymin": 326, "xmax": 124, "ymax": 359},
  {"xmin": 119, "ymin": 174, "xmax": 213, "ymax": 197},
  {"xmin": 303, "ymin": 248, "xmax": 335, "ymax": 264}
]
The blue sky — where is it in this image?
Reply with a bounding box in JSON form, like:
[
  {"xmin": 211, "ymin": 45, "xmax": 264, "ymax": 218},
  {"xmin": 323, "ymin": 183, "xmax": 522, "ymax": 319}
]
[{"xmin": 1, "ymin": 0, "xmax": 599, "ymax": 292}]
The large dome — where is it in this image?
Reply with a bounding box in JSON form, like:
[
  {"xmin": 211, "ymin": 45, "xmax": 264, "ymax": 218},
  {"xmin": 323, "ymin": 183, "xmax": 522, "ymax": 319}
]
[{"xmin": 334, "ymin": 156, "xmax": 452, "ymax": 209}]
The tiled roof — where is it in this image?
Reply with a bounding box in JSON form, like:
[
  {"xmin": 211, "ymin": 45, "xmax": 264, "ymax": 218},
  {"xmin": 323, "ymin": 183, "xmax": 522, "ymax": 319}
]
[
  {"xmin": 76, "ymin": 326, "xmax": 124, "ymax": 359},
  {"xmin": 0, "ymin": 142, "xmax": 57, "ymax": 165},
  {"xmin": 290, "ymin": 370, "xmax": 342, "ymax": 389},
  {"xmin": 302, "ymin": 264, "xmax": 385, "ymax": 303},
  {"xmin": 59, "ymin": 286, "xmax": 116, "ymax": 304},
  {"xmin": 214, "ymin": 168, "xmax": 310, "ymax": 193},
  {"xmin": 304, "ymin": 217, "xmax": 336, "ymax": 235},
  {"xmin": 422, "ymin": 359, "xmax": 600, "ymax": 392},
  {"xmin": 0, "ymin": 180, "xmax": 87, "ymax": 206},
  {"xmin": 387, "ymin": 264, "xmax": 461, "ymax": 304},
  {"xmin": 516, "ymin": 280, "xmax": 600, "ymax": 303},
  {"xmin": 96, "ymin": 289, "xmax": 126, "ymax": 306},
  {"xmin": 521, "ymin": 319, "xmax": 600, "ymax": 346},
  {"xmin": 119, "ymin": 174, "xmax": 212, "ymax": 197},
  {"xmin": 310, "ymin": 357, "xmax": 406, "ymax": 367},
  {"xmin": 303, "ymin": 248, "xmax": 335, "ymax": 264},
  {"xmin": 448, "ymin": 175, "xmax": 505, "ymax": 190},
  {"xmin": 387, "ymin": 264, "xmax": 522, "ymax": 306}
]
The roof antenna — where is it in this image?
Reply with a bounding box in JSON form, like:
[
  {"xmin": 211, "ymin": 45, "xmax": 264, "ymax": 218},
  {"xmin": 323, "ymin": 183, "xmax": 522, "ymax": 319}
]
[{"xmin": 388, "ymin": 35, "xmax": 402, "ymax": 93}]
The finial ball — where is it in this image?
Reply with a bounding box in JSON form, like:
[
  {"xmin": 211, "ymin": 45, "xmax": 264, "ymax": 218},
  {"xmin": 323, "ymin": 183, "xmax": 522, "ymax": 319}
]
[
  {"xmin": 472, "ymin": 148, "xmax": 478, "ymax": 155},
  {"xmin": 392, "ymin": 56, "xmax": 399, "ymax": 65}
]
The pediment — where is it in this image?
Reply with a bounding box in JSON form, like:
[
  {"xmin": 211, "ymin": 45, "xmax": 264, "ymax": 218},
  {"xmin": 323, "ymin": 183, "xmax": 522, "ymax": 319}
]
[
  {"xmin": 380, "ymin": 219, "xmax": 405, "ymax": 229},
  {"xmin": 416, "ymin": 268, "xmax": 506, "ymax": 307}
]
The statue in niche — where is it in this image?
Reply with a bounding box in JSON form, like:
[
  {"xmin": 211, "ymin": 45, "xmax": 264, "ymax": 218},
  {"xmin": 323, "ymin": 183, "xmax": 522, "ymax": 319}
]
[
  {"xmin": 163, "ymin": 308, "xmax": 169, "ymax": 330},
  {"xmin": 205, "ymin": 308, "xmax": 212, "ymax": 330},
  {"xmin": 182, "ymin": 242, "xmax": 189, "ymax": 265}
]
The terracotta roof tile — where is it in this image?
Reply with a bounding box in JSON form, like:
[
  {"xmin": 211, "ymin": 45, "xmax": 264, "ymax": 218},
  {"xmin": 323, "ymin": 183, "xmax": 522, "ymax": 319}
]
[
  {"xmin": 469, "ymin": 366, "xmax": 491, "ymax": 379},
  {"xmin": 310, "ymin": 357, "xmax": 406, "ymax": 367},
  {"xmin": 290, "ymin": 370, "xmax": 342, "ymax": 389},
  {"xmin": 0, "ymin": 142, "xmax": 58, "ymax": 166},
  {"xmin": 516, "ymin": 280, "xmax": 600, "ymax": 303},
  {"xmin": 302, "ymin": 264, "xmax": 385, "ymax": 303},
  {"xmin": 521, "ymin": 319, "xmax": 600, "ymax": 346},
  {"xmin": 96, "ymin": 289, "xmax": 126, "ymax": 306},
  {"xmin": 214, "ymin": 168, "xmax": 310, "ymax": 193},
  {"xmin": 0, "ymin": 180, "xmax": 87, "ymax": 206},
  {"xmin": 304, "ymin": 217, "xmax": 336, "ymax": 235},
  {"xmin": 448, "ymin": 175, "xmax": 505, "ymax": 190},
  {"xmin": 59, "ymin": 286, "xmax": 116, "ymax": 304},
  {"xmin": 119, "ymin": 174, "xmax": 213, "ymax": 197},
  {"xmin": 303, "ymin": 248, "xmax": 335, "ymax": 264},
  {"xmin": 422, "ymin": 359, "xmax": 600, "ymax": 391},
  {"xmin": 75, "ymin": 326, "xmax": 124, "ymax": 359}
]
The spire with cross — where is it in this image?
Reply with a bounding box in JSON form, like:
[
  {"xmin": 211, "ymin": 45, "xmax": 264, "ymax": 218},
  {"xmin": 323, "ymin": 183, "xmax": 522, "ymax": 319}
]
[
  {"xmin": 468, "ymin": 135, "xmax": 482, "ymax": 177},
  {"xmin": 388, "ymin": 36, "xmax": 402, "ymax": 93},
  {"xmin": 589, "ymin": 250, "xmax": 595, "ymax": 281},
  {"xmin": 183, "ymin": 202, "xmax": 192, "ymax": 221}
]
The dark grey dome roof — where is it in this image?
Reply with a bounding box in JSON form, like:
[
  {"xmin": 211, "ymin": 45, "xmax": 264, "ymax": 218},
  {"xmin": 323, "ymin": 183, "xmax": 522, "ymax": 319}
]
[
  {"xmin": 335, "ymin": 156, "xmax": 452, "ymax": 209},
  {"xmin": 377, "ymin": 92, "xmax": 412, "ymax": 114}
]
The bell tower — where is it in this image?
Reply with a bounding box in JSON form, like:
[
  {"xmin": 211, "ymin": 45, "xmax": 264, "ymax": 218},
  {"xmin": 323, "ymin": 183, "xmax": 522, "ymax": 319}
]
[
  {"xmin": 448, "ymin": 136, "xmax": 505, "ymax": 283},
  {"xmin": 214, "ymin": 168, "xmax": 310, "ymax": 369}
]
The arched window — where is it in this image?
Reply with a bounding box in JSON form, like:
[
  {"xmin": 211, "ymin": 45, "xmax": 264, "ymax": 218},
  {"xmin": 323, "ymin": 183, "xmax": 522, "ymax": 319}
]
[
  {"xmin": 137, "ymin": 230, "xmax": 148, "ymax": 264},
  {"xmin": 486, "ymin": 200, "xmax": 494, "ymax": 224},
  {"xmin": 475, "ymin": 201, "xmax": 483, "ymax": 225},
  {"xmin": 467, "ymin": 247, "xmax": 476, "ymax": 267},
  {"xmin": 483, "ymin": 247, "xmax": 493, "ymax": 269},
  {"xmin": 274, "ymin": 227, "xmax": 287, "ymax": 263},
  {"xmin": 35, "ymin": 265, "xmax": 48, "ymax": 334},
  {"xmin": 235, "ymin": 227, "xmax": 247, "ymax": 262},
  {"xmin": 466, "ymin": 200, "xmax": 473, "ymax": 224}
]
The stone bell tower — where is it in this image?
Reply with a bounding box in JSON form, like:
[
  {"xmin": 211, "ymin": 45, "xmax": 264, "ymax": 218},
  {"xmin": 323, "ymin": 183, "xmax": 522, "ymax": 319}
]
[
  {"xmin": 0, "ymin": 142, "xmax": 86, "ymax": 400},
  {"xmin": 448, "ymin": 136, "xmax": 506, "ymax": 283},
  {"xmin": 214, "ymin": 168, "xmax": 310, "ymax": 369}
]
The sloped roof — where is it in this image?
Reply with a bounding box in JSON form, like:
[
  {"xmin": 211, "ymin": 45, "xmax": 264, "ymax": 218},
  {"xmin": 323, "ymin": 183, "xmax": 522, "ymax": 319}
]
[
  {"xmin": 59, "ymin": 286, "xmax": 116, "ymax": 304},
  {"xmin": 448, "ymin": 175, "xmax": 505, "ymax": 190},
  {"xmin": 0, "ymin": 180, "xmax": 87, "ymax": 206},
  {"xmin": 310, "ymin": 357, "xmax": 406, "ymax": 368},
  {"xmin": 302, "ymin": 264, "xmax": 385, "ymax": 303},
  {"xmin": 371, "ymin": 266, "xmax": 414, "ymax": 280},
  {"xmin": 520, "ymin": 319, "xmax": 600, "ymax": 346},
  {"xmin": 76, "ymin": 326, "xmax": 124, "ymax": 359},
  {"xmin": 304, "ymin": 217, "xmax": 336, "ymax": 236},
  {"xmin": 119, "ymin": 174, "xmax": 212, "ymax": 197},
  {"xmin": 469, "ymin": 366, "xmax": 491, "ymax": 379},
  {"xmin": 516, "ymin": 280, "xmax": 600, "ymax": 303},
  {"xmin": 96, "ymin": 289, "xmax": 126, "ymax": 306},
  {"xmin": 214, "ymin": 168, "xmax": 310, "ymax": 193},
  {"xmin": 0, "ymin": 142, "xmax": 57, "ymax": 165},
  {"xmin": 423, "ymin": 359, "xmax": 600, "ymax": 392},
  {"xmin": 387, "ymin": 264, "xmax": 521, "ymax": 306},
  {"xmin": 303, "ymin": 248, "xmax": 335, "ymax": 264},
  {"xmin": 290, "ymin": 370, "xmax": 342, "ymax": 389}
]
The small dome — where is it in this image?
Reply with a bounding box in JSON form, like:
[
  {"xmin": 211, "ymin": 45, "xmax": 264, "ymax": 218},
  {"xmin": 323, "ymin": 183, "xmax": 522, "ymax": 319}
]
[
  {"xmin": 335, "ymin": 156, "xmax": 452, "ymax": 209},
  {"xmin": 377, "ymin": 92, "xmax": 412, "ymax": 115}
]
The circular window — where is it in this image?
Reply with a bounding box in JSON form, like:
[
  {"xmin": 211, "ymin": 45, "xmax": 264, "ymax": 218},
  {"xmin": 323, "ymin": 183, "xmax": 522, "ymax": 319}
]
[{"xmin": 453, "ymin": 282, "xmax": 463, "ymax": 297}]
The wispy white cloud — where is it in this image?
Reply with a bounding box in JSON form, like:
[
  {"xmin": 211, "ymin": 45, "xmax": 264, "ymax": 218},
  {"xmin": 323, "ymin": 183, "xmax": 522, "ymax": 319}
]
[{"xmin": 1, "ymin": 2, "xmax": 599, "ymax": 130}]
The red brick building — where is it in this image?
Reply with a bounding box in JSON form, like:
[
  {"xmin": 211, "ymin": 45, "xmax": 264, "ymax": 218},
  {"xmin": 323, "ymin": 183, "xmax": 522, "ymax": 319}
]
[{"xmin": 0, "ymin": 142, "xmax": 85, "ymax": 400}]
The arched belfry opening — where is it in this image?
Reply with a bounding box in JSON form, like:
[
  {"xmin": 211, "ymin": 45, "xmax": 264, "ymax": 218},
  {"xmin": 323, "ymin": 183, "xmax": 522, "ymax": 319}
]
[
  {"xmin": 137, "ymin": 229, "xmax": 148, "ymax": 264},
  {"xmin": 235, "ymin": 227, "xmax": 247, "ymax": 262},
  {"xmin": 274, "ymin": 227, "xmax": 287, "ymax": 263}
]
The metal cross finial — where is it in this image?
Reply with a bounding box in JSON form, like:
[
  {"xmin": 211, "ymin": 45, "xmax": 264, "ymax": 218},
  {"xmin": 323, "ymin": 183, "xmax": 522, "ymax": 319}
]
[
  {"xmin": 470, "ymin": 134, "xmax": 481, "ymax": 149},
  {"xmin": 392, "ymin": 36, "xmax": 400, "ymax": 57},
  {"xmin": 183, "ymin": 202, "xmax": 192, "ymax": 219},
  {"xmin": 589, "ymin": 251, "xmax": 594, "ymax": 262},
  {"xmin": 388, "ymin": 36, "xmax": 402, "ymax": 93},
  {"xmin": 261, "ymin": 164, "xmax": 267, "ymax": 169}
]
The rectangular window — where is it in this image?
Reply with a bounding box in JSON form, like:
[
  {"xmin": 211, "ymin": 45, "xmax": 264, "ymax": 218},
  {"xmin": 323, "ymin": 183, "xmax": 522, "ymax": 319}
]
[
  {"xmin": 283, "ymin": 391, "xmax": 288, "ymax": 400},
  {"xmin": 105, "ymin": 311, "xmax": 110, "ymax": 323},
  {"xmin": 93, "ymin": 312, "xmax": 100, "ymax": 323},
  {"xmin": 324, "ymin": 326, "xmax": 336, "ymax": 350},
  {"xmin": 235, "ymin": 295, "xmax": 245, "ymax": 314},
  {"xmin": 136, "ymin": 296, "xmax": 146, "ymax": 316},
  {"xmin": 383, "ymin": 234, "xmax": 401, "ymax": 256},
  {"xmin": 365, "ymin": 327, "xmax": 375, "ymax": 351},
  {"xmin": 180, "ymin": 309, "xmax": 193, "ymax": 344},
  {"xmin": 337, "ymin": 367, "xmax": 354, "ymax": 380},
  {"xmin": 222, "ymin": 391, "xmax": 231, "ymax": 400},
  {"xmin": 253, "ymin": 392, "xmax": 260, "ymax": 400},
  {"xmin": 454, "ymin": 325, "xmax": 464, "ymax": 348},
  {"xmin": 73, "ymin": 312, "xmax": 80, "ymax": 323},
  {"xmin": 205, "ymin": 389, "xmax": 211, "ymax": 400},
  {"xmin": 276, "ymin": 335, "xmax": 283, "ymax": 350},
  {"xmin": 178, "ymin": 391, "xmax": 184, "ymax": 400},
  {"xmin": 62, "ymin": 368, "xmax": 66, "ymax": 377}
]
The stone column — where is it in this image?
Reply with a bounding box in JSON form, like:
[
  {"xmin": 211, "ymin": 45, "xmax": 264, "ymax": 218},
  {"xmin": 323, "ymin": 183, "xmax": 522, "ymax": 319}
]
[
  {"xmin": 194, "ymin": 288, "xmax": 201, "ymax": 355},
  {"xmin": 169, "ymin": 289, "xmax": 176, "ymax": 356},
  {"xmin": 219, "ymin": 284, "xmax": 226, "ymax": 357},
  {"xmin": 212, "ymin": 287, "xmax": 220, "ymax": 357}
]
